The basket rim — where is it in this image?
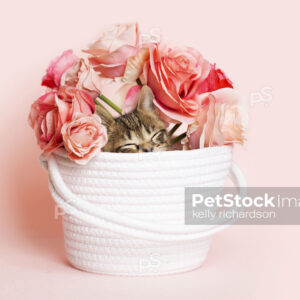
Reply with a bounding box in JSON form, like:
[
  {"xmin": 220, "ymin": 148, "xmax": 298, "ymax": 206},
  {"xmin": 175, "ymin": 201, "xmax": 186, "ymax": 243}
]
[{"xmin": 52, "ymin": 145, "xmax": 233, "ymax": 162}]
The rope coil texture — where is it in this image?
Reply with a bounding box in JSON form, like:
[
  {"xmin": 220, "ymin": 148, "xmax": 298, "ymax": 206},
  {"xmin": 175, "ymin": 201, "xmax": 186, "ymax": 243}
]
[{"xmin": 42, "ymin": 146, "xmax": 247, "ymax": 275}]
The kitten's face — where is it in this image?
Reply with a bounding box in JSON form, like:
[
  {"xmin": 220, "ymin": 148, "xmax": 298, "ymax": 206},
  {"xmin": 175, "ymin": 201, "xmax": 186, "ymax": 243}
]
[
  {"xmin": 104, "ymin": 111, "xmax": 169, "ymax": 153},
  {"xmin": 96, "ymin": 86, "xmax": 170, "ymax": 153}
]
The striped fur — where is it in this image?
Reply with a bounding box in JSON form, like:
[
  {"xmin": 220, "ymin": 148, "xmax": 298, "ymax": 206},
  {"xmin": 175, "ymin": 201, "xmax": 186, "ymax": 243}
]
[{"xmin": 96, "ymin": 86, "xmax": 170, "ymax": 153}]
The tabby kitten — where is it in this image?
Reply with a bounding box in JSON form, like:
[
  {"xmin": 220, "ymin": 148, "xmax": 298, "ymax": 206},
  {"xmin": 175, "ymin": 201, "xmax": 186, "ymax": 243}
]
[{"xmin": 96, "ymin": 86, "xmax": 170, "ymax": 153}]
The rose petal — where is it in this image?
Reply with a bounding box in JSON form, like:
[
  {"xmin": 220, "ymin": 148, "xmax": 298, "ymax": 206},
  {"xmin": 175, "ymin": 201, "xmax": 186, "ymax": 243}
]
[
  {"xmin": 122, "ymin": 85, "xmax": 142, "ymax": 114},
  {"xmin": 88, "ymin": 45, "xmax": 138, "ymax": 78},
  {"xmin": 153, "ymin": 98, "xmax": 195, "ymax": 124},
  {"xmin": 123, "ymin": 48, "xmax": 149, "ymax": 82},
  {"xmin": 42, "ymin": 50, "xmax": 78, "ymax": 88},
  {"xmin": 89, "ymin": 23, "xmax": 138, "ymax": 52},
  {"xmin": 55, "ymin": 94, "xmax": 72, "ymax": 124}
]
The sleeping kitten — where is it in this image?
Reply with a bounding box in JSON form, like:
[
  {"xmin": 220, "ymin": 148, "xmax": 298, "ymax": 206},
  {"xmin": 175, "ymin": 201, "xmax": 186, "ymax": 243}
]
[{"xmin": 96, "ymin": 86, "xmax": 170, "ymax": 153}]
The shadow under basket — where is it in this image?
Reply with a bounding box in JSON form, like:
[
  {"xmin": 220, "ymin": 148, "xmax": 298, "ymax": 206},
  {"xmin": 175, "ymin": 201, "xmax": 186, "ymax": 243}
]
[{"xmin": 41, "ymin": 145, "xmax": 246, "ymax": 276}]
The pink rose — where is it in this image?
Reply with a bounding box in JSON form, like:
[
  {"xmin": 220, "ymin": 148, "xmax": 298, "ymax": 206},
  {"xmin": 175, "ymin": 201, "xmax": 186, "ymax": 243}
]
[
  {"xmin": 184, "ymin": 88, "xmax": 247, "ymax": 149},
  {"xmin": 42, "ymin": 50, "xmax": 78, "ymax": 89},
  {"xmin": 61, "ymin": 59, "xmax": 102, "ymax": 98},
  {"xmin": 84, "ymin": 23, "xmax": 147, "ymax": 80},
  {"xmin": 29, "ymin": 87, "xmax": 95, "ymax": 154},
  {"xmin": 62, "ymin": 114, "xmax": 108, "ymax": 165}
]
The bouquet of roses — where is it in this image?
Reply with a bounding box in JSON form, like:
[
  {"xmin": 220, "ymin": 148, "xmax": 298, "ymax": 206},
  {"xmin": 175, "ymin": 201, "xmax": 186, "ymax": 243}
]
[{"xmin": 29, "ymin": 23, "xmax": 247, "ymax": 165}]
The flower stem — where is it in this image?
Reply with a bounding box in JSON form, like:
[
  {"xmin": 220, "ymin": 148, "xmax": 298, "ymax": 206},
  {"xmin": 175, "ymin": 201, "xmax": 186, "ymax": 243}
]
[
  {"xmin": 168, "ymin": 123, "xmax": 181, "ymax": 137},
  {"xmin": 98, "ymin": 94, "xmax": 122, "ymax": 115},
  {"xmin": 136, "ymin": 78, "xmax": 143, "ymax": 86},
  {"xmin": 170, "ymin": 132, "xmax": 187, "ymax": 145},
  {"xmin": 94, "ymin": 99, "xmax": 114, "ymax": 118}
]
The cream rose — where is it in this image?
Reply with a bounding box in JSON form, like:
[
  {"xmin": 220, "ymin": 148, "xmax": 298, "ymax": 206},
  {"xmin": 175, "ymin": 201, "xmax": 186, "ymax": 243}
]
[
  {"xmin": 184, "ymin": 88, "xmax": 248, "ymax": 149},
  {"xmin": 84, "ymin": 23, "xmax": 148, "ymax": 82}
]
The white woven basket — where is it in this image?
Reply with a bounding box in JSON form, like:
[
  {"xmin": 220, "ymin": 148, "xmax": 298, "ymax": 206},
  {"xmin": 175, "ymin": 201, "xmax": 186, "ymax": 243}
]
[{"xmin": 41, "ymin": 145, "xmax": 246, "ymax": 276}]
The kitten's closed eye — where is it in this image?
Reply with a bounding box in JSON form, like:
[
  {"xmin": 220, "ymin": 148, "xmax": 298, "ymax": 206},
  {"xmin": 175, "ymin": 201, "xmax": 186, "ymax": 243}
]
[
  {"xmin": 116, "ymin": 144, "xmax": 139, "ymax": 153},
  {"xmin": 116, "ymin": 130, "xmax": 168, "ymax": 153},
  {"xmin": 151, "ymin": 130, "xmax": 168, "ymax": 145}
]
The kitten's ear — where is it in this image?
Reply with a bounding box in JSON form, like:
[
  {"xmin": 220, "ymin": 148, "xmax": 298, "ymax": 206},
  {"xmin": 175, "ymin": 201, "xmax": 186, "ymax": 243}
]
[
  {"xmin": 95, "ymin": 104, "xmax": 115, "ymax": 127},
  {"xmin": 137, "ymin": 85, "xmax": 155, "ymax": 113}
]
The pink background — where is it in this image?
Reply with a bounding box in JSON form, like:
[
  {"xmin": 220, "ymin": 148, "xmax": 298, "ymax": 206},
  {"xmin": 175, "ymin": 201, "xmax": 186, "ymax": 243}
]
[{"xmin": 1, "ymin": 0, "xmax": 299, "ymax": 299}]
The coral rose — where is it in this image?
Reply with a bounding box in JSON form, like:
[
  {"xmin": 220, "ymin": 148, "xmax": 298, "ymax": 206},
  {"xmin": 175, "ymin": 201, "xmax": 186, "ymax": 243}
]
[
  {"xmin": 62, "ymin": 114, "xmax": 107, "ymax": 165},
  {"xmin": 184, "ymin": 88, "xmax": 247, "ymax": 149},
  {"xmin": 29, "ymin": 87, "xmax": 95, "ymax": 154},
  {"xmin": 144, "ymin": 42, "xmax": 211, "ymax": 124},
  {"xmin": 42, "ymin": 50, "xmax": 78, "ymax": 89},
  {"xmin": 84, "ymin": 23, "xmax": 148, "ymax": 81}
]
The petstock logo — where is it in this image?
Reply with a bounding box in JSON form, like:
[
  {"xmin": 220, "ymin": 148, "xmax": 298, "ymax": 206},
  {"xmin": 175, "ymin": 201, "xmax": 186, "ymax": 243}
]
[
  {"xmin": 250, "ymin": 86, "xmax": 273, "ymax": 106},
  {"xmin": 138, "ymin": 253, "xmax": 161, "ymax": 274},
  {"xmin": 185, "ymin": 187, "xmax": 300, "ymax": 225},
  {"xmin": 138, "ymin": 27, "xmax": 161, "ymax": 46}
]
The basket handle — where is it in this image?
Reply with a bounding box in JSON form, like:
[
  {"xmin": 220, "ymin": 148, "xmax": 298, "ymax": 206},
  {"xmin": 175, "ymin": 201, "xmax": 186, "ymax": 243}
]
[{"xmin": 43, "ymin": 155, "xmax": 247, "ymax": 242}]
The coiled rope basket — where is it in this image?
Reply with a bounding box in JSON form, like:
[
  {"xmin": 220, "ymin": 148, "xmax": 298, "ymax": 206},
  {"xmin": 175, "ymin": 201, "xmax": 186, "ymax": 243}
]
[{"xmin": 41, "ymin": 145, "xmax": 246, "ymax": 276}]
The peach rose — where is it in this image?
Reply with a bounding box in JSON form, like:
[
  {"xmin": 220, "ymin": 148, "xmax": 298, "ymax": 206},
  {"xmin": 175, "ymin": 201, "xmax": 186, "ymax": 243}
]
[
  {"xmin": 144, "ymin": 42, "xmax": 211, "ymax": 124},
  {"xmin": 84, "ymin": 23, "xmax": 148, "ymax": 81},
  {"xmin": 42, "ymin": 50, "xmax": 78, "ymax": 89},
  {"xmin": 61, "ymin": 59, "xmax": 102, "ymax": 98},
  {"xmin": 184, "ymin": 88, "xmax": 247, "ymax": 149},
  {"xmin": 29, "ymin": 87, "xmax": 95, "ymax": 154},
  {"xmin": 62, "ymin": 114, "xmax": 107, "ymax": 165}
]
